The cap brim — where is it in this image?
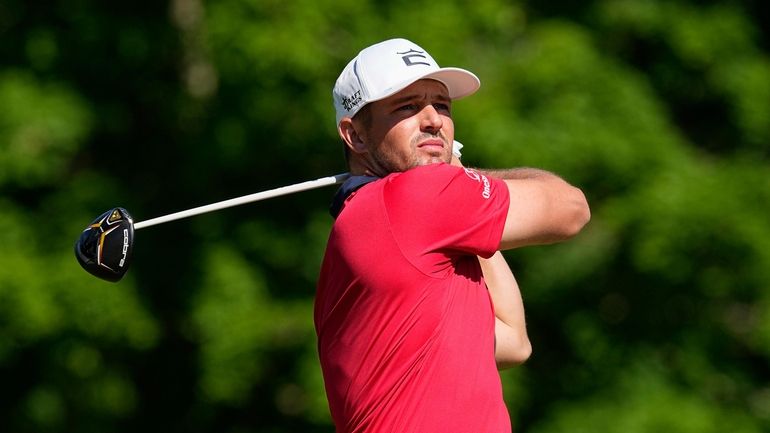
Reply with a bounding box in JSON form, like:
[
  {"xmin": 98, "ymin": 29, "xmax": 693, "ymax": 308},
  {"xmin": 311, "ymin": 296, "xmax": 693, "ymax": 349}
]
[
  {"xmin": 422, "ymin": 67, "xmax": 480, "ymax": 100},
  {"xmin": 367, "ymin": 67, "xmax": 480, "ymax": 106}
]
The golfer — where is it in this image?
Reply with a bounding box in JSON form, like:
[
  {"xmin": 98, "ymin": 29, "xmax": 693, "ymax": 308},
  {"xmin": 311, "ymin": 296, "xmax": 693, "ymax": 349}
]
[{"xmin": 315, "ymin": 38, "xmax": 590, "ymax": 433}]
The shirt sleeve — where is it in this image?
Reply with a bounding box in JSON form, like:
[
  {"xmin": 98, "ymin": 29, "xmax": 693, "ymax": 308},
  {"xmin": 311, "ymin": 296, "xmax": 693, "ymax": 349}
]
[{"xmin": 382, "ymin": 163, "xmax": 510, "ymax": 275}]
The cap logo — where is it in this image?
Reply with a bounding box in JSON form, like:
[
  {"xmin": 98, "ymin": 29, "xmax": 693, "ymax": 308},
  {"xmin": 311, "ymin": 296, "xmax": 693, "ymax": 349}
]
[
  {"xmin": 341, "ymin": 89, "xmax": 362, "ymax": 112},
  {"xmin": 398, "ymin": 49, "xmax": 430, "ymax": 67}
]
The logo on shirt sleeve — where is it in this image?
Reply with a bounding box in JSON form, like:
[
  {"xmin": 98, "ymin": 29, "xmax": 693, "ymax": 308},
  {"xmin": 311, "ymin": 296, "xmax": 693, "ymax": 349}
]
[{"xmin": 463, "ymin": 168, "xmax": 491, "ymax": 199}]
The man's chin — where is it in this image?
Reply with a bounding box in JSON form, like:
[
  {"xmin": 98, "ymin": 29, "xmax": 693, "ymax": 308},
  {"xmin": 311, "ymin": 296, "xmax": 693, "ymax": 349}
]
[
  {"xmin": 416, "ymin": 156, "xmax": 451, "ymax": 167},
  {"xmin": 414, "ymin": 151, "xmax": 451, "ymax": 167}
]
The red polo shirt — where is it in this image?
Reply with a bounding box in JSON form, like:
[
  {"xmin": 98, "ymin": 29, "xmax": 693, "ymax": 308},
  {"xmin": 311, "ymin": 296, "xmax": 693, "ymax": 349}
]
[{"xmin": 315, "ymin": 163, "xmax": 511, "ymax": 433}]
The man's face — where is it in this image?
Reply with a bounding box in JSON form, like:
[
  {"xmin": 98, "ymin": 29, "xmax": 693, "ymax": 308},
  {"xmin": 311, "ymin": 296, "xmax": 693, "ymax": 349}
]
[{"xmin": 354, "ymin": 79, "xmax": 454, "ymax": 174}]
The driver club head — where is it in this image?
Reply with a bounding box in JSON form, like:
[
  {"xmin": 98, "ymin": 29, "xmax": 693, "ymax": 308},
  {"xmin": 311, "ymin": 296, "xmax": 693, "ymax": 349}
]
[{"xmin": 74, "ymin": 207, "xmax": 135, "ymax": 282}]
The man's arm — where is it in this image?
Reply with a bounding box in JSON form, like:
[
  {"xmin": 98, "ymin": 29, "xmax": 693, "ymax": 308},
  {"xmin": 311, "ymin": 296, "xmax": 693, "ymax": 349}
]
[
  {"xmin": 477, "ymin": 168, "xmax": 591, "ymax": 250},
  {"xmin": 478, "ymin": 251, "xmax": 531, "ymax": 369}
]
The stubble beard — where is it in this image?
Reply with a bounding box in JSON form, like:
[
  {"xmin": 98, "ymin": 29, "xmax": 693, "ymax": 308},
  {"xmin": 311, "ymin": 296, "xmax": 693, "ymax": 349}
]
[{"xmin": 370, "ymin": 134, "xmax": 451, "ymax": 174}]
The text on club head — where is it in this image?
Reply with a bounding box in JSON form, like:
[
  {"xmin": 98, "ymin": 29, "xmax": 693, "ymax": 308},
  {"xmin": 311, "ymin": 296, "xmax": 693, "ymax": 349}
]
[{"xmin": 120, "ymin": 228, "xmax": 129, "ymax": 267}]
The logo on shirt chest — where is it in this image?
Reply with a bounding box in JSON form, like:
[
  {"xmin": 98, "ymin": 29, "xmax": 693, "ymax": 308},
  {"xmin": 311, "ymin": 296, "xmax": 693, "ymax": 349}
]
[{"xmin": 463, "ymin": 168, "xmax": 491, "ymax": 199}]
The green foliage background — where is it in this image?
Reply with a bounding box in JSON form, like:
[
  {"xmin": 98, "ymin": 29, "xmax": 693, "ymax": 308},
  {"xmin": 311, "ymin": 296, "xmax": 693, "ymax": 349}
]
[{"xmin": 1, "ymin": 0, "xmax": 769, "ymax": 431}]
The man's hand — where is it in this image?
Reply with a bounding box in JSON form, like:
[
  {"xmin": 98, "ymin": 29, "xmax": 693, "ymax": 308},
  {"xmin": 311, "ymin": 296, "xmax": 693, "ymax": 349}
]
[{"xmin": 451, "ymin": 140, "xmax": 464, "ymax": 167}]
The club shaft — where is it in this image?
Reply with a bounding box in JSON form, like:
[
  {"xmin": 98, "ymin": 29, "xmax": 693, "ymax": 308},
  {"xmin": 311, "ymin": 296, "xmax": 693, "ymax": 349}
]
[{"xmin": 133, "ymin": 173, "xmax": 350, "ymax": 230}]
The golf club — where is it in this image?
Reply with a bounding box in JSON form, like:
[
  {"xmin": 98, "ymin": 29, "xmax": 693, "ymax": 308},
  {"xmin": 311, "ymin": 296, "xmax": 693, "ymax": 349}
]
[{"xmin": 75, "ymin": 173, "xmax": 350, "ymax": 282}]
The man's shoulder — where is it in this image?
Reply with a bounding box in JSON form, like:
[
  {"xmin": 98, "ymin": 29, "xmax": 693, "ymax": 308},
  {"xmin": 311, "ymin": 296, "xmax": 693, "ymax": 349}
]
[
  {"xmin": 385, "ymin": 163, "xmax": 461, "ymax": 185},
  {"xmin": 383, "ymin": 163, "xmax": 507, "ymax": 208},
  {"xmin": 385, "ymin": 163, "xmax": 488, "ymax": 192}
]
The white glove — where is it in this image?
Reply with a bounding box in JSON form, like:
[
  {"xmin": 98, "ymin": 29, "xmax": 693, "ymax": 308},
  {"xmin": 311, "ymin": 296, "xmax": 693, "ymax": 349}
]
[{"xmin": 452, "ymin": 140, "xmax": 464, "ymax": 158}]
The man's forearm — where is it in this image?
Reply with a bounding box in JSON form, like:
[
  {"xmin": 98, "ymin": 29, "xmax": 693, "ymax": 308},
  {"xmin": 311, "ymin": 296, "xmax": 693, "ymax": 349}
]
[
  {"xmin": 479, "ymin": 252, "xmax": 532, "ymax": 369},
  {"xmin": 473, "ymin": 165, "xmax": 590, "ymax": 250},
  {"xmin": 477, "ymin": 167, "xmax": 563, "ymax": 181}
]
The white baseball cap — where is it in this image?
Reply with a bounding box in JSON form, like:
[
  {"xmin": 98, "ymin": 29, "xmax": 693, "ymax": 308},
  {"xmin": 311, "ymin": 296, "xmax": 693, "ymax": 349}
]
[{"xmin": 333, "ymin": 38, "xmax": 480, "ymax": 125}]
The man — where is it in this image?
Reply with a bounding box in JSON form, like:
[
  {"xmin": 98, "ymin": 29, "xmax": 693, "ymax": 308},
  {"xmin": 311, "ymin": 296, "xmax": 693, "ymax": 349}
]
[{"xmin": 315, "ymin": 38, "xmax": 590, "ymax": 433}]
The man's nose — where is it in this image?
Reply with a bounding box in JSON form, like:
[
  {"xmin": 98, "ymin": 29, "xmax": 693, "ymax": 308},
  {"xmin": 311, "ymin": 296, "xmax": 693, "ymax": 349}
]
[{"xmin": 419, "ymin": 105, "xmax": 443, "ymax": 133}]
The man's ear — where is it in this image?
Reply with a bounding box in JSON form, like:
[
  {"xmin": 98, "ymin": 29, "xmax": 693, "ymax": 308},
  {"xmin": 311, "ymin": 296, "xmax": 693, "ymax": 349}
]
[{"xmin": 338, "ymin": 118, "xmax": 367, "ymax": 154}]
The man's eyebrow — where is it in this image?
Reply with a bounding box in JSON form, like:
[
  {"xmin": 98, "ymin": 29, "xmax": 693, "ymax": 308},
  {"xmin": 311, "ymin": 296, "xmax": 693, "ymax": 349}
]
[
  {"xmin": 389, "ymin": 92, "xmax": 451, "ymax": 105},
  {"xmin": 433, "ymin": 93, "xmax": 451, "ymax": 103}
]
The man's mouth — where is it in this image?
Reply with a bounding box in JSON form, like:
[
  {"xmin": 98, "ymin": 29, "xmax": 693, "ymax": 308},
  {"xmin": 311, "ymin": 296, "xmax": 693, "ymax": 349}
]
[{"xmin": 417, "ymin": 139, "xmax": 445, "ymax": 150}]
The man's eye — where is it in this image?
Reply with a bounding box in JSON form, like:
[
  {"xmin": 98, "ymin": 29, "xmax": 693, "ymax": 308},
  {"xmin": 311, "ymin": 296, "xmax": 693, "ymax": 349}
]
[
  {"xmin": 398, "ymin": 104, "xmax": 417, "ymax": 111},
  {"xmin": 434, "ymin": 103, "xmax": 450, "ymax": 112}
]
